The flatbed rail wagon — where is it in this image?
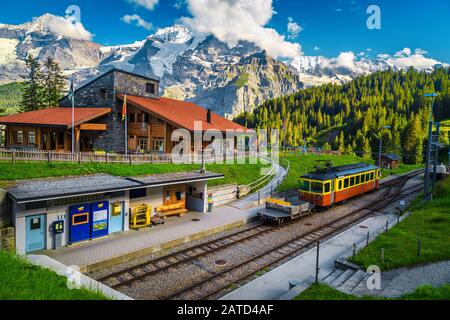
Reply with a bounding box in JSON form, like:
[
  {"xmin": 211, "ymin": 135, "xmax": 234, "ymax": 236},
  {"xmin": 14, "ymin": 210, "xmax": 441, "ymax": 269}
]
[{"xmin": 258, "ymin": 198, "xmax": 314, "ymax": 224}]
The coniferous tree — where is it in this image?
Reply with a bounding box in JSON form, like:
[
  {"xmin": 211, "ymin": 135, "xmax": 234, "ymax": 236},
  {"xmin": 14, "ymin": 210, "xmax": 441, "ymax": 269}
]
[
  {"xmin": 43, "ymin": 57, "xmax": 66, "ymax": 108},
  {"xmin": 21, "ymin": 55, "xmax": 44, "ymax": 112},
  {"xmin": 403, "ymin": 116, "xmax": 423, "ymax": 164},
  {"xmin": 362, "ymin": 138, "xmax": 372, "ymax": 160}
]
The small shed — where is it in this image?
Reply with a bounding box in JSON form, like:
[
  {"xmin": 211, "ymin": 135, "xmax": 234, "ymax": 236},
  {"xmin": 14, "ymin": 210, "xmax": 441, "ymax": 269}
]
[{"xmin": 380, "ymin": 153, "xmax": 401, "ymax": 169}]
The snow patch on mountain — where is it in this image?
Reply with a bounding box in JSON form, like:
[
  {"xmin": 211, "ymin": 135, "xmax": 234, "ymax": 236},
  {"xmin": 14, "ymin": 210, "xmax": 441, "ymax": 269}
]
[{"xmin": 0, "ymin": 38, "xmax": 18, "ymax": 64}]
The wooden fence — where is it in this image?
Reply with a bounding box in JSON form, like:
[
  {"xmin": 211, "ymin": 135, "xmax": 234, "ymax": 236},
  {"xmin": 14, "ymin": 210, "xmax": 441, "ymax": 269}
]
[{"xmin": 0, "ymin": 148, "xmax": 240, "ymax": 165}]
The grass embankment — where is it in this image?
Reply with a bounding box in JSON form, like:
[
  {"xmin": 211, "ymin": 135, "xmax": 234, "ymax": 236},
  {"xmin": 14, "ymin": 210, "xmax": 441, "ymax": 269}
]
[
  {"xmin": 0, "ymin": 250, "xmax": 106, "ymax": 300},
  {"xmin": 350, "ymin": 177, "xmax": 450, "ymax": 271},
  {"xmin": 0, "ymin": 160, "xmax": 269, "ymax": 188},
  {"xmin": 278, "ymin": 153, "xmax": 422, "ymax": 192},
  {"xmin": 295, "ymin": 283, "xmax": 450, "ymax": 300}
]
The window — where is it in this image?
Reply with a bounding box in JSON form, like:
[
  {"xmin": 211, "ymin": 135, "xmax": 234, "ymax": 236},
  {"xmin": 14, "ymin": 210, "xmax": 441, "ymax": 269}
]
[
  {"xmin": 366, "ymin": 173, "xmax": 370, "ymax": 181},
  {"xmin": 146, "ymin": 83, "xmax": 155, "ymax": 94},
  {"xmin": 350, "ymin": 177, "xmax": 355, "ymax": 186},
  {"xmin": 311, "ymin": 182, "xmax": 323, "ymax": 193},
  {"xmin": 144, "ymin": 113, "xmax": 150, "ymax": 123},
  {"xmin": 15, "ymin": 130, "xmax": 23, "ymax": 144},
  {"xmin": 324, "ymin": 182, "xmax": 330, "ymax": 193},
  {"xmin": 130, "ymin": 113, "xmax": 136, "ymax": 123},
  {"xmin": 30, "ymin": 217, "xmax": 41, "ymax": 230},
  {"xmin": 153, "ymin": 138, "xmax": 165, "ymax": 152},
  {"xmin": 137, "ymin": 138, "xmax": 148, "ymax": 152},
  {"xmin": 361, "ymin": 174, "xmax": 366, "ymax": 183},
  {"xmin": 344, "ymin": 178, "xmax": 349, "ymax": 188},
  {"xmin": 356, "ymin": 175, "xmax": 360, "ymax": 185},
  {"xmin": 100, "ymin": 88, "xmax": 107, "ymax": 99},
  {"xmin": 27, "ymin": 131, "xmax": 36, "ymax": 145},
  {"xmin": 370, "ymin": 172, "xmax": 375, "ymax": 181},
  {"xmin": 300, "ymin": 180, "xmax": 310, "ymax": 192},
  {"xmin": 175, "ymin": 191, "xmax": 182, "ymax": 201},
  {"xmin": 73, "ymin": 213, "xmax": 89, "ymax": 225},
  {"xmin": 338, "ymin": 180, "xmax": 342, "ymax": 190},
  {"xmin": 130, "ymin": 188, "xmax": 147, "ymax": 199},
  {"xmin": 137, "ymin": 113, "xmax": 143, "ymax": 123}
]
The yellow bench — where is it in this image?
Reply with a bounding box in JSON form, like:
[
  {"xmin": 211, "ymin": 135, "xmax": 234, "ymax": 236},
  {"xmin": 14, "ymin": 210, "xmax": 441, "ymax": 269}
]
[{"xmin": 156, "ymin": 202, "xmax": 188, "ymax": 218}]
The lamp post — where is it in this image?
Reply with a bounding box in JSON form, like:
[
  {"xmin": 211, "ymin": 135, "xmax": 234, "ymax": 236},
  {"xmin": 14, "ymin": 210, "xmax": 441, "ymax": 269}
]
[
  {"xmin": 424, "ymin": 93, "xmax": 437, "ymax": 201},
  {"xmin": 378, "ymin": 125, "xmax": 391, "ymax": 168}
]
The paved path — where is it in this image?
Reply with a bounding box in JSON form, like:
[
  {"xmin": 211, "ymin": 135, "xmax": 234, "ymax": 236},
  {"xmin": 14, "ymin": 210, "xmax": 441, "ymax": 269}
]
[
  {"xmin": 221, "ymin": 211, "xmax": 404, "ymax": 300},
  {"xmin": 354, "ymin": 261, "xmax": 450, "ymax": 298},
  {"xmin": 231, "ymin": 159, "xmax": 287, "ymax": 210}
]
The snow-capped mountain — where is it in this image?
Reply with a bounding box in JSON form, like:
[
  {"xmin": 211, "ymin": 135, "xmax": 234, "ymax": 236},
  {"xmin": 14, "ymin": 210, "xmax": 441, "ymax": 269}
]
[{"xmin": 0, "ymin": 14, "xmax": 447, "ymax": 116}]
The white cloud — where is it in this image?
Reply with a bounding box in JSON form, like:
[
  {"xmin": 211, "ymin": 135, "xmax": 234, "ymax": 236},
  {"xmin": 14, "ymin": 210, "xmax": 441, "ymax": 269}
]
[
  {"xmin": 39, "ymin": 15, "xmax": 93, "ymax": 41},
  {"xmin": 287, "ymin": 17, "xmax": 302, "ymax": 40},
  {"xmin": 332, "ymin": 51, "xmax": 362, "ymax": 72},
  {"xmin": 394, "ymin": 47, "xmax": 412, "ymax": 57},
  {"xmin": 122, "ymin": 14, "xmax": 152, "ymax": 30},
  {"xmin": 313, "ymin": 46, "xmax": 320, "ymax": 51},
  {"xmin": 180, "ymin": 0, "xmax": 302, "ymax": 59},
  {"xmin": 126, "ymin": 0, "xmax": 159, "ymax": 10}
]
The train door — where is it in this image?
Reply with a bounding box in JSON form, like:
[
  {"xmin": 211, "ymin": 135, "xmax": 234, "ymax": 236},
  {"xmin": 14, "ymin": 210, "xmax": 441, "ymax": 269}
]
[
  {"xmin": 330, "ymin": 180, "xmax": 335, "ymax": 204},
  {"xmin": 25, "ymin": 214, "xmax": 46, "ymax": 252},
  {"xmin": 90, "ymin": 201, "xmax": 109, "ymax": 239},
  {"xmin": 69, "ymin": 204, "xmax": 91, "ymax": 243},
  {"xmin": 109, "ymin": 202, "xmax": 124, "ymax": 234}
]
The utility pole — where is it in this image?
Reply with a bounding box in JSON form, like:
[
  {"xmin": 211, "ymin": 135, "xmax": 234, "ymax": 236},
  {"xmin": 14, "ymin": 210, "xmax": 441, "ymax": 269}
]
[
  {"xmin": 432, "ymin": 122, "xmax": 440, "ymax": 191},
  {"xmin": 423, "ymin": 93, "xmax": 437, "ymax": 201}
]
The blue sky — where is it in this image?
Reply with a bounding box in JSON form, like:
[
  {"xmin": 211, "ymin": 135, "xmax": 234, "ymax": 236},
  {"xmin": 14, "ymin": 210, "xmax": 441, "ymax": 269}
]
[{"xmin": 0, "ymin": 0, "xmax": 449, "ymax": 62}]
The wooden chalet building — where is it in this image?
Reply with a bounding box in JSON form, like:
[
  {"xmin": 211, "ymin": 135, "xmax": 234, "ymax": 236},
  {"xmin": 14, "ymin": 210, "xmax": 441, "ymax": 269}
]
[{"xmin": 0, "ymin": 68, "xmax": 247, "ymax": 154}]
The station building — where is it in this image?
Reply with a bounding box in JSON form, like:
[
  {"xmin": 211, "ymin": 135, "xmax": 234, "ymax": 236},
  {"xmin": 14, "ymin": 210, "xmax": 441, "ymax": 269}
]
[
  {"xmin": 0, "ymin": 68, "xmax": 247, "ymax": 153},
  {"xmin": 6, "ymin": 171, "xmax": 223, "ymax": 253}
]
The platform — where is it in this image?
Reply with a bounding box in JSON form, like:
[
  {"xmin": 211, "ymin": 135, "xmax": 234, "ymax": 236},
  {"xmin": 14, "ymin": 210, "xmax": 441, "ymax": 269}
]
[{"xmin": 43, "ymin": 204, "xmax": 263, "ymax": 272}]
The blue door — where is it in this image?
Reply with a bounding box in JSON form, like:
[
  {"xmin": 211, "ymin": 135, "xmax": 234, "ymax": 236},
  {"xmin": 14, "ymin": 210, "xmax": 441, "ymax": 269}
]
[
  {"xmin": 25, "ymin": 215, "xmax": 46, "ymax": 253},
  {"xmin": 69, "ymin": 204, "xmax": 91, "ymax": 243},
  {"xmin": 90, "ymin": 201, "xmax": 109, "ymax": 239},
  {"xmin": 109, "ymin": 202, "xmax": 124, "ymax": 234}
]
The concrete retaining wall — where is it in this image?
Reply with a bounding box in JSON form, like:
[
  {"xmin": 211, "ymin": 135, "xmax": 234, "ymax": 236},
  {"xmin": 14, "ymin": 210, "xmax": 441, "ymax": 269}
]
[{"xmin": 0, "ymin": 227, "xmax": 14, "ymax": 251}]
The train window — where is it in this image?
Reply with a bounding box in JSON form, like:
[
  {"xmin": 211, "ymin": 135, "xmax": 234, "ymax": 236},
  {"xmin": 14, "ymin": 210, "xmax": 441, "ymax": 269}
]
[
  {"xmin": 344, "ymin": 178, "xmax": 349, "ymax": 188},
  {"xmin": 361, "ymin": 174, "xmax": 366, "ymax": 183},
  {"xmin": 324, "ymin": 183, "xmax": 330, "ymax": 193},
  {"xmin": 338, "ymin": 180, "xmax": 342, "ymax": 190},
  {"xmin": 350, "ymin": 177, "xmax": 355, "ymax": 186},
  {"xmin": 370, "ymin": 172, "xmax": 374, "ymax": 180},
  {"xmin": 300, "ymin": 180, "xmax": 310, "ymax": 191},
  {"xmin": 311, "ymin": 182, "xmax": 323, "ymax": 193},
  {"xmin": 366, "ymin": 173, "xmax": 370, "ymax": 181},
  {"xmin": 356, "ymin": 175, "xmax": 360, "ymax": 185}
]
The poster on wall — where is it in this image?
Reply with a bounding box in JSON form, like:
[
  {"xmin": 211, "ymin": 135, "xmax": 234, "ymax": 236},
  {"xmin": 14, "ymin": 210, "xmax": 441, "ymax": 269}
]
[{"xmin": 90, "ymin": 201, "xmax": 109, "ymax": 238}]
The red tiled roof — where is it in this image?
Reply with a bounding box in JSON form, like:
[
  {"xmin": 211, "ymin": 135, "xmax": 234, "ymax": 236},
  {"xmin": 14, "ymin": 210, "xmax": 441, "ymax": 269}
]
[
  {"xmin": 120, "ymin": 95, "xmax": 248, "ymax": 132},
  {"xmin": 0, "ymin": 107, "xmax": 111, "ymax": 128}
]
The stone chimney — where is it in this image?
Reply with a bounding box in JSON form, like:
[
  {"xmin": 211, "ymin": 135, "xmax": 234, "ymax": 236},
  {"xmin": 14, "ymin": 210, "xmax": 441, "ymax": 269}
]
[{"xmin": 207, "ymin": 109, "xmax": 212, "ymax": 124}]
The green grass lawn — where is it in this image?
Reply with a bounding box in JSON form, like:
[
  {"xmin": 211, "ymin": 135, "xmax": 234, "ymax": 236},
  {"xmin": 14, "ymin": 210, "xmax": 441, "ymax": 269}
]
[
  {"xmin": 349, "ymin": 177, "xmax": 450, "ymax": 271},
  {"xmin": 0, "ymin": 250, "xmax": 106, "ymax": 300},
  {"xmin": 0, "ymin": 160, "xmax": 269, "ymax": 188},
  {"xmin": 295, "ymin": 283, "xmax": 450, "ymax": 300}
]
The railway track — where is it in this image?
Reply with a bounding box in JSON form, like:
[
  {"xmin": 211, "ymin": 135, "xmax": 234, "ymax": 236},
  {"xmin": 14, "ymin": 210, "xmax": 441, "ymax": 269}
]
[
  {"xmin": 98, "ymin": 170, "xmax": 423, "ymax": 299},
  {"xmin": 163, "ymin": 170, "xmax": 423, "ymax": 300}
]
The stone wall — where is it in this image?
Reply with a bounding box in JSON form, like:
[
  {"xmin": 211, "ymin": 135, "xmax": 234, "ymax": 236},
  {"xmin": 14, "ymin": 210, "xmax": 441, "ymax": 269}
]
[
  {"xmin": 0, "ymin": 227, "xmax": 14, "ymax": 251},
  {"xmin": 0, "ymin": 189, "xmax": 11, "ymax": 228},
  {"xmin": 59, "ymin": 69, "xmax": 160, "ymax": 153}
]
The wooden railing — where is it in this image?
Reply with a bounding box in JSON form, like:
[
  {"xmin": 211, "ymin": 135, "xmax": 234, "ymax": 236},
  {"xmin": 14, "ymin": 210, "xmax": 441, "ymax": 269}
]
[{"xmin": 0, "ymin": 148, "xmax": 239, "ymax": 165}]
